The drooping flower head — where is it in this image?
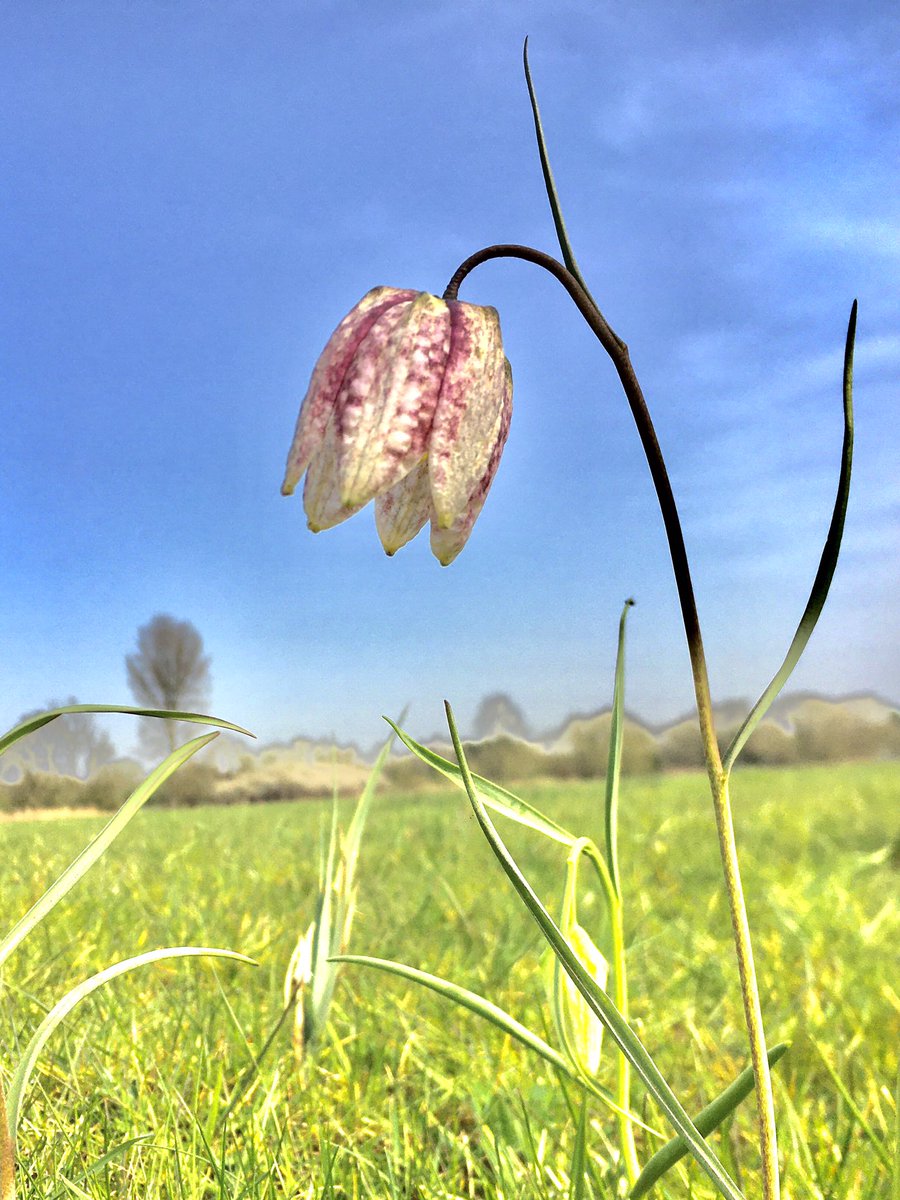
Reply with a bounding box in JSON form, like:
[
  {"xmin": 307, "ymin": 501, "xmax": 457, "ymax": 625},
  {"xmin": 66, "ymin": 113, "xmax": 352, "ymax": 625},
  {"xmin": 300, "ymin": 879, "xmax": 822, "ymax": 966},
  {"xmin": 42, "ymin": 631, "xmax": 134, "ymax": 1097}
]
[{"xmin": 282, "ymin": 287, "xmax": 512, "ymax": 565}]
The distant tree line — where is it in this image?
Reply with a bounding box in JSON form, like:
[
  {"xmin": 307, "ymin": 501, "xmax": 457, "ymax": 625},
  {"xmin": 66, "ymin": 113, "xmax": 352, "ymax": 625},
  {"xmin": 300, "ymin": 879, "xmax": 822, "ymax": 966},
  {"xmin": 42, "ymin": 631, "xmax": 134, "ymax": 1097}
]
[
  {"xmin": 383, "ymin": 702, "xmax": 900, "ymax": 790},
  {"xmin": 3, "ymin": 677, "xmax": 896, "ymax": 814},
  {"xmin": 4, "ymin": 705, "xmax": 897, "ymax": 816}
]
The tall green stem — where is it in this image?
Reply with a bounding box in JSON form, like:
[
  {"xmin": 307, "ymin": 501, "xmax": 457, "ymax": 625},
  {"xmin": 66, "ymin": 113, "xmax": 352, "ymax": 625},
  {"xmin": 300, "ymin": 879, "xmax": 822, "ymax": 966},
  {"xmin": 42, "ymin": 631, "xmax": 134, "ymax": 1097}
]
[
  {"xmin": 581, "ymin": 840, "xmax": 640, "ymax": 1182},
  {"xmin": 446, "ymin": 244, "xmax": 779, "ymax": 1200},
  {"xmin": 604, "ymin": 599, "xmax": 639, "ymax": 1182},
  {"xmin": 610, "ymin": 895, "xmax": 640, "ymax": 1183}
]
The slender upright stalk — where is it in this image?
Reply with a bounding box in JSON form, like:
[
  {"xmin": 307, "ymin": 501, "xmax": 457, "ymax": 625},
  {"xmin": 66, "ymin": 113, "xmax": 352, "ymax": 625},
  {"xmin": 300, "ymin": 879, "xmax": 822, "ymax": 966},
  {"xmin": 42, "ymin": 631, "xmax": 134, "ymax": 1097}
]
[
  {"xmin": 610, "ymin": 894, "xmax": 640, "ymax": 1183},
  {"xmin": 446, "ymin": 244, "xmax": 779, "ymax": 1200},
  {"xmin": 605, "ymin": 599, "xmax": 639, "ymax": 1183},
  {"xmin": 580, "ymin": 839, "xmax": 640, "ymax": 1182}
]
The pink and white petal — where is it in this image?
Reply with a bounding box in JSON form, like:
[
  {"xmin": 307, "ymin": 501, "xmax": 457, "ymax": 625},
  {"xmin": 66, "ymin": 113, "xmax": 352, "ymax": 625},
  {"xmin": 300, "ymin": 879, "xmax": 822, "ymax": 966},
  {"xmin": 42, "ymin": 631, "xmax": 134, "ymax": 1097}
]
[
  {"xmin": 374, "ymin": 459, "xmax": 432, "ymax": 556},
  {"xmin": 429, "ymin": 361, "xmax": 512, "ymax": 566},
  {"xmin": 331, "ymin": 300, "xmax": 411, "ymax": 457},
  {"xmin": 282, "ymin": 287, "xmax": 416, "ymax": 495},
  {"xmin": 338, "ymin": 293, "xmax": 451, "ymax": 509},
  {"xmin": 429, "ymin": 303, "xmax": 507, "ymax": 529},
  {"xmin": 303, "ymin": 414, "xmax": 365, "ymax": 532}
]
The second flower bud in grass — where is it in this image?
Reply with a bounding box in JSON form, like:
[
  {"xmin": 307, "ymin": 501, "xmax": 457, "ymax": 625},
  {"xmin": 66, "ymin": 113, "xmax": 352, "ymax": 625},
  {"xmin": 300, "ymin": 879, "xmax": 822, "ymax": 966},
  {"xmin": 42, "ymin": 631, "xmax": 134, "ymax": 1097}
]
[{"xmin": 546, "ymin": 846, "xmax": 610, "ymax": 1079}]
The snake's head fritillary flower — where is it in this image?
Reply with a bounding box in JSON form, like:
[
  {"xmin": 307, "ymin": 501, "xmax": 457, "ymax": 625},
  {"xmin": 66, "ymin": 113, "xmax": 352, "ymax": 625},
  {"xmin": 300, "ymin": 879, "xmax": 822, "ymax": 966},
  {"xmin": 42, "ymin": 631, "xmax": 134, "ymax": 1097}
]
[{"xmin": 282, "ymin": 286, "xmax": 512, "ymax": 565}]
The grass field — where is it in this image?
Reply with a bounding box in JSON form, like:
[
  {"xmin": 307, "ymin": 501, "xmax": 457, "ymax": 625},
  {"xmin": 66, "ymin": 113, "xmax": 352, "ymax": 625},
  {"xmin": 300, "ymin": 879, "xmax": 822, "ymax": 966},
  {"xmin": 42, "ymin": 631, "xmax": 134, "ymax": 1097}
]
[{"xmin": 2, "ymin": 761, "xmax": 897, "ymax": 1198}]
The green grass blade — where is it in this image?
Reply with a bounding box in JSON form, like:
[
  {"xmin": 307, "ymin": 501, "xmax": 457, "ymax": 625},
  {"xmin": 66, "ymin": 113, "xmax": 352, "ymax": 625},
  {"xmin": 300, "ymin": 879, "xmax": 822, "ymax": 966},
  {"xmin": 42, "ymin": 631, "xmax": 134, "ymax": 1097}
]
[
  {"xmin": 53, "ymin": 1135, "xmax": 152, "ymax": 1194},
  {"xmin": 343, "ymin": 711, "xmax": 405, "ymax": 884},
  {"xmin": 630, "ymin": 1042, "xmax": 790, "ymax": 1198},
  {"xmin": 385, "ymin": 719, "xmax": 575, "ymax": 846},
  {"xmin": 723, "ymin": 302, "xmax": 856, "ymax": 774},
  {"xmin": 308, "ymin": 802, "xmax": 340, "ymax": 1034},
  {"xmin": 0, "ymin": 703, "xmax": 253, "ymax": 759},
  {"xmin": 221, "ymin": 996, "xmax": 296, "ymax": 1123},
  {"xmin": 5, "ymin": 946, "xmax": 256, "ymax": 1138},
  {"xmin": 290, "ymin": 720, "xmax": 401, "ymax": 1058},
  {"xmin": 810, "ymin": 1039, "xmax": 892, "ymax": 1171},
  {"xmin": 0, "ymin": 732, "xmax": 220, "ymax": 970},
  {"xmin": 334, "ymin": 953, "xmax": 660, "ymax": 1135},
  {"xmin": 444, "ymin": 701, "xmax": 745, "ymax": 1200},
  {"xmin": 605, "ymin": 599, "xmax": 634, "ymax": 896}
]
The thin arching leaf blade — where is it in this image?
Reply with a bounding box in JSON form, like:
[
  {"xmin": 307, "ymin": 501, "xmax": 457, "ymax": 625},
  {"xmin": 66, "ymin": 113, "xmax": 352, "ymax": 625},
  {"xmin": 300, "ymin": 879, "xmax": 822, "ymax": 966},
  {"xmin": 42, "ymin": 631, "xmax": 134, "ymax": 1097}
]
[
  {"xmin": 334, "ymin": 954, "xmax": 659, "ymax": 1134},
  {"xmin": 444, "ymin": 701, "xmax": 745, "ymax": 1200},
  {"xmin": 723, "ymin": 303, "xmax": 856, "ymax": 774},
  {"xmin": 338, "ymin": 954, "xmax": 572, "ymax": 1076},
  {"xmin": 630, "ymin": 1042, "xmax": 790, "ymax": 1198},
  {"xmin": 385, "ymin": 719, "xmax": 575, "ymax": 846},
  {"xmin": 0, "ymin": 733, "xmax": 220, "ymax": 969},
  {"xmin": 523, "ymin": 38, "xmax": 591, "ymax": 297},
  {"xmin": 344, "ymin": 710, "xmax": 405, "ymax": 880},
  {"xmin": 6, "ymin": 947, "xmax": 255, "ymax": 1138},
  {"xmin": 0, "ymin": 703, "xmax": 253, "ymax": 760}
]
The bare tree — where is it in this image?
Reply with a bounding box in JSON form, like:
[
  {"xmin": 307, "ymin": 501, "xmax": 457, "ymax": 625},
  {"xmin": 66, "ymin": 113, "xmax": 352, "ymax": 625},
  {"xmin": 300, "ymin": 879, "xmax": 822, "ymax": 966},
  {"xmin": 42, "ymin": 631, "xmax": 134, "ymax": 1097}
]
[
  {"xmin": 126, "ymin": 615, "xmax": 211, "ymax": 758},
  {"xmin": 0, "ymin": 697, "xmax": 116, "ymax": 783}
]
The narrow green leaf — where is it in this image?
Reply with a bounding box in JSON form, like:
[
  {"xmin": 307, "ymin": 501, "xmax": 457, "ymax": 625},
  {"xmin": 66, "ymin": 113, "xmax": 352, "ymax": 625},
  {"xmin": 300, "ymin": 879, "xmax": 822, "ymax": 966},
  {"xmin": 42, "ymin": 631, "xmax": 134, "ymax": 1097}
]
[
  {"xmin": 0, "ymin": 703, "xmax": 253, "ymax": 760},
  {"xmin": 307, "ymin": 801, "xmax": 340, "ymax": 1036},
  {"xmin": 523, "ymin": 37, "xmax": 624, "ymax": 355},
  {"xmin": 385, "ymin": 719, "xmax": 575, "ymax": 846},
  {"xmin": 0, "ymin": 732, "xmax": 220, "ymax": 970},
  {"xmin": 334, "ymin": 953, "xmax": 660, "ymax": 1135},
  {"xmin": 605, "ymin": 599, "xmax": 634, "ymax": 896},
  {"xmin": 723, "ymin": 303, "xmax": 856, "ymax": 774},
  {"xmin": 630, "ymin": 1042, "xmax": 790, "ymax": 1198},
  {"xmin": 523, "ymin": 38, "xmax": 591, "ymax": 297},
  {"xmin": 290, "ymin": 718, "xmax": 401, "ymax": 1055},
  {"xmin": 343, "ymin": 711, "xmax": 405, "ymax": 884},
  {"xmin": 6, "ymin": 946, "xmax": 255, "ymax": 1138},
  {"xmin": 220, "ymin": 995, "xmax": 296, "ymax": 1123},
  {"xmin": 444, "ymin": 701, "xmax": 745, "ymax": 1200}
]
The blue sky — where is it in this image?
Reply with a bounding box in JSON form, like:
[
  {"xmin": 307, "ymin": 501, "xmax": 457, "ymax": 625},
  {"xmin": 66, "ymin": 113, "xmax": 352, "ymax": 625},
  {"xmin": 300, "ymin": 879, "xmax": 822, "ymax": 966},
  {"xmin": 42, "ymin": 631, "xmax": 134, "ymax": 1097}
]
[{"xmin": 2, "ymin": 1, "xmax": 897, "ymax": 755}]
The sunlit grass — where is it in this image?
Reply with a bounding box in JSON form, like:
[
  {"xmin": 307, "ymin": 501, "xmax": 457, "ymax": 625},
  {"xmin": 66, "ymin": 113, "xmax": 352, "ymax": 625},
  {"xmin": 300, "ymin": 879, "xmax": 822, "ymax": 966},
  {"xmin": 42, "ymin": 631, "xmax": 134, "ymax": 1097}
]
[{"xmin": 2, "ymin": 761, "xmax": 896, "ymax": 1197}]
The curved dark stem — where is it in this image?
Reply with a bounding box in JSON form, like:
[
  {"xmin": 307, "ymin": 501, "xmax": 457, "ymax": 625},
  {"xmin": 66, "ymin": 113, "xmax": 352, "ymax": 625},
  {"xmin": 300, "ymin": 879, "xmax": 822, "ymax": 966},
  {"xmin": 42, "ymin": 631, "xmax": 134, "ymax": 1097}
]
[{"xmin": 446, "ymin": 244, "xmax": 722, "ymax": 778}]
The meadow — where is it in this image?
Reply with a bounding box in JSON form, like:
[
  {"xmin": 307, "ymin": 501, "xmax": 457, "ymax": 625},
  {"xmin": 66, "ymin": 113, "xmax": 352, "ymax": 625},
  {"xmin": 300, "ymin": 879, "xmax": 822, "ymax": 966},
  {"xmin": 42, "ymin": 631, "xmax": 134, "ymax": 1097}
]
[{"xmin": 2, "ymin": 761, "xmax": 896, "ymax": 1199}]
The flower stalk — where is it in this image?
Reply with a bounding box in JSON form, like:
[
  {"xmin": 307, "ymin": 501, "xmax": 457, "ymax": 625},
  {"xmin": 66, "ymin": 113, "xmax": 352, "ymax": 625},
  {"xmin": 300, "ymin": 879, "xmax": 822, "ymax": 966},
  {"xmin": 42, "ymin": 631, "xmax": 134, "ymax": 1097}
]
[
  {"xmin": 446, "ymin": 241, "xmax": 779, "ymax": 1200},
  {"xmin": 286, "ymin": 44, "xmax": 856, "ymax": 1198}
]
